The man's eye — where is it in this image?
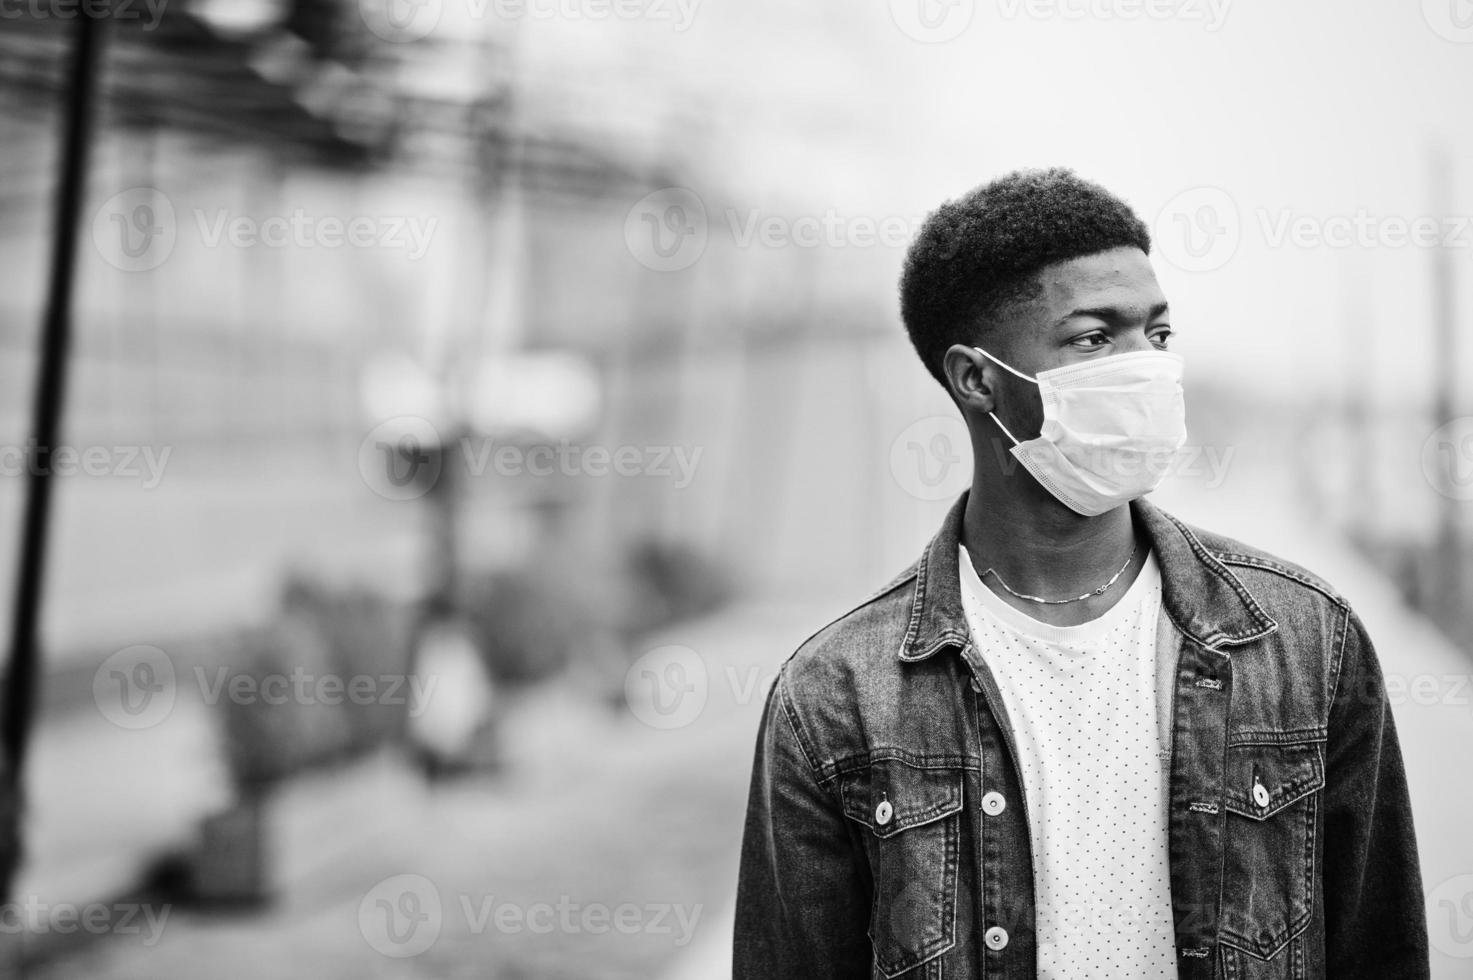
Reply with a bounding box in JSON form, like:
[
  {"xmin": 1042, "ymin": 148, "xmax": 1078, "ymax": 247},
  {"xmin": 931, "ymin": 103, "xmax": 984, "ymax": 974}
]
[
  {"xmin": 1150, "ymin": 329, "xmax": 1173, "ymax": 348},
  {"xmin": 1071, "ymin": 333, "xmax": 1109, "ymax": 348}
]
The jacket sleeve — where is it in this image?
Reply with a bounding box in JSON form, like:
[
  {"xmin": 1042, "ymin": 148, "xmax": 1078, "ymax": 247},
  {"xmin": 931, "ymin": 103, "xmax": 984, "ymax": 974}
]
[
  {"xmin": 733, "ymin": 670, "xmax": 872, "ymax": 980},
  {"xmin": 1321, "ymin": 605, "xmax": 1429, "ymax": 978}
]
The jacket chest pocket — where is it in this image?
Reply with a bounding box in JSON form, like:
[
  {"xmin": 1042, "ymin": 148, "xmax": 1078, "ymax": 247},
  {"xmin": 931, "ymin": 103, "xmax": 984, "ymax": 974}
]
[
  {"xmin": 1219, "ymin": 740, "xmax": 1324, "ymax": 966},
  {"xmin": 838, "ymin": 759, "xmax": 965, "ymax": 978}
]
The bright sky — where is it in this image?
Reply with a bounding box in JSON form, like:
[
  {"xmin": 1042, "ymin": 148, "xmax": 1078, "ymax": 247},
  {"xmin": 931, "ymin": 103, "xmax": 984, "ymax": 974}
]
[{"xmin": 519, "ymin": 0, "xmax": 1473, "ymax": 403}]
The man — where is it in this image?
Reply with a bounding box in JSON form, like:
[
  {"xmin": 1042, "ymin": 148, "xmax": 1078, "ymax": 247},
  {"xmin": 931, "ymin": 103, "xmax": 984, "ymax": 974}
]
[{"xmin": 733, "ymin": 168, "xmax": 1428, "ymax": 979}]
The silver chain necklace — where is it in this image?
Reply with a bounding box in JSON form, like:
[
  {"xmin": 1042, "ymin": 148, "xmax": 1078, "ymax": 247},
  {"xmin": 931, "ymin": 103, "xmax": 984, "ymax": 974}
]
[{"xmin": 979, "ymin": 542, "xmax": 1139, "ymax": 605}]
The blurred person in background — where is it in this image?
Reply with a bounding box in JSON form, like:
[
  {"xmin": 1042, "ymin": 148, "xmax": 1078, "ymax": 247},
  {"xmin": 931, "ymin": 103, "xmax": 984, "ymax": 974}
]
[
  {"xmin": 406, "ymin": 595, "xmax": 496, "ymax": 780},
  {"xmin": 733, "ymin": 169, "xmax": 1427, "ymax": 979}
]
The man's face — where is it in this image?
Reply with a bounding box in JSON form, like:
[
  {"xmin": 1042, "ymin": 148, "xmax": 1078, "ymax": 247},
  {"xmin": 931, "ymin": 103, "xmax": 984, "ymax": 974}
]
[{"xmin": 986, "ymin": 246, "xmax": 1172, "ymax": 437}]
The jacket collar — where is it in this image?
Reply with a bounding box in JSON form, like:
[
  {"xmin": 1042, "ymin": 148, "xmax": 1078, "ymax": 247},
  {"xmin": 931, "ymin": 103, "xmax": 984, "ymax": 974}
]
[{"xmin": 899, "ymin": 491, "xmax": 1278, "ymax": 661}]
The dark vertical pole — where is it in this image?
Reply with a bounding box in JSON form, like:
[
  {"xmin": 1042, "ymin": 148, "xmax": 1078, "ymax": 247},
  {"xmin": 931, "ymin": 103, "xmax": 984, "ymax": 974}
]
[{"xmin": 3, "ymin": 7, "xmax": 109, "ymax": 872}]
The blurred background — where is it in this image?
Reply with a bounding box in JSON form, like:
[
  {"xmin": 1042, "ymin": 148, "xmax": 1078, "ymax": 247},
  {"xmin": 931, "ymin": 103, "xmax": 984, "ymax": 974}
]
[{"xmin": 1, "ymin": 0, "xmax": 1473, "ymax": 976}]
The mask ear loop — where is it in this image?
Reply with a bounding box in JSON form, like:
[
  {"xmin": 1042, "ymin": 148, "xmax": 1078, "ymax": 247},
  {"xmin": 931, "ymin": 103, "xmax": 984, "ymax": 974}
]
[
  {"xmin": 988, "ymin": 411, "xmax": 1022, "ymax": 447},
  {"xmin": 974, "ymin": 347, "xmax": 1036, "ymax": 448},
  {"xmin": 974, "ymin": 346, "xmax": 1039, "ymax": 384}
]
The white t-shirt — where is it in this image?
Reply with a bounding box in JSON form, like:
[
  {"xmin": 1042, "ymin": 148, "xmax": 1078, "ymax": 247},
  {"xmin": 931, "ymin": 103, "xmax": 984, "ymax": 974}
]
[{"xmin": 958, "ymin": 543, "xmax": 1178, "ymax": 980}]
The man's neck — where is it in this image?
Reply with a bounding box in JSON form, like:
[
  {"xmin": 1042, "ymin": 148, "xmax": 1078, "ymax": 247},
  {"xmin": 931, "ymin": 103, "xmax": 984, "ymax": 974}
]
[{"xmin": 960, "ymin": 477, "xmax": 1146, "ymax": 627}]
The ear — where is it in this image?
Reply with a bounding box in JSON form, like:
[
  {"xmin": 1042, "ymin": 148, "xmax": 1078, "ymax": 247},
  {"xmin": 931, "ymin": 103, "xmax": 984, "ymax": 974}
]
[{"xmin": 941, "ymin": 344, "xmax": 996, "ymax": 414}]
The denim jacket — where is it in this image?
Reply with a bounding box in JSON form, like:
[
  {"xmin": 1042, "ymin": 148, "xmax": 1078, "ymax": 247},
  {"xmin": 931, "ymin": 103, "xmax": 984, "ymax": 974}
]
[{"xmin": 734, "ymin": 492, "xmax": 1428, "ymax": 980}]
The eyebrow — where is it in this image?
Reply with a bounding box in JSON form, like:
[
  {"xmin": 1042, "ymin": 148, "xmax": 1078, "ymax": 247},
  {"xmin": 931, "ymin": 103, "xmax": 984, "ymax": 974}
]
[{"xmin": 1053, "ymin": 302, "xmax": 1170, "ymax": 328}]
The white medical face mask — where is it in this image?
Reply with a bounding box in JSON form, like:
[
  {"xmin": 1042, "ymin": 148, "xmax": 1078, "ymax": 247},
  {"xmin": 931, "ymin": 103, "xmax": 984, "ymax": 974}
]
[{"xmin": 975, "ymin": 346, "xmax": 1188, "ymax": 517}]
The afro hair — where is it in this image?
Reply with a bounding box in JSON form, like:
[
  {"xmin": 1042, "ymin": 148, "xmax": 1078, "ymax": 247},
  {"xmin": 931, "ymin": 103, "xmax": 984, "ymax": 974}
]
[{"xmin": 899, "ymin": 168, "xmax": 1151, "ymax": 388}]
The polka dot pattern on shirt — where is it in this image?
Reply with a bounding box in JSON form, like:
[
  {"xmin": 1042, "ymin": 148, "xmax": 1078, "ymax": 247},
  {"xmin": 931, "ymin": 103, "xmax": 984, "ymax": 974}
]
[{"xmin": 959, "ymin": 544, "xmax": 1178, "ymax": 980}]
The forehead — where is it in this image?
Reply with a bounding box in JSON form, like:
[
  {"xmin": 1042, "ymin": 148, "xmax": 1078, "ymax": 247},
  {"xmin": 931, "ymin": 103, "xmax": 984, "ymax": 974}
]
[{"xmin": 1030, "ymin": 246, "xmax": 1164, "ymax": 316}]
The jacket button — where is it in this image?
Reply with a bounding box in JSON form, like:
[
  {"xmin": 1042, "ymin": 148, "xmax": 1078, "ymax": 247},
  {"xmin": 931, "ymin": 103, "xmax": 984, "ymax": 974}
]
[
  {"xmin": 1252, "ymin": 780, "xmax": 1270, "ymax": 808},
  {"xmin": 985, "ymin": 926, "xmax": 1009, "ymax": 950},
  {"xmin": 875, "ymin": 800, "xmax": 893, "ymax": 826},
  {"xmin": 981, "ymin": 791, "xmax": 1006, "ymax": 816}
]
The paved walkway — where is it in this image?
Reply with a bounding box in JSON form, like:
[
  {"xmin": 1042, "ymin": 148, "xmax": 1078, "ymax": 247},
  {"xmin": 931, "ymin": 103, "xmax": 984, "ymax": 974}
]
[
  {"xmin": 17, "ymin": 467, "xmax": 1473, "ymax": 978},
  {"xmin": 24, "ymin": 597, "xmax": 830, "ymax": 979},
  {"xmin": 15, "ymin": 696, "xmax": 230, "ymax": 914}
]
